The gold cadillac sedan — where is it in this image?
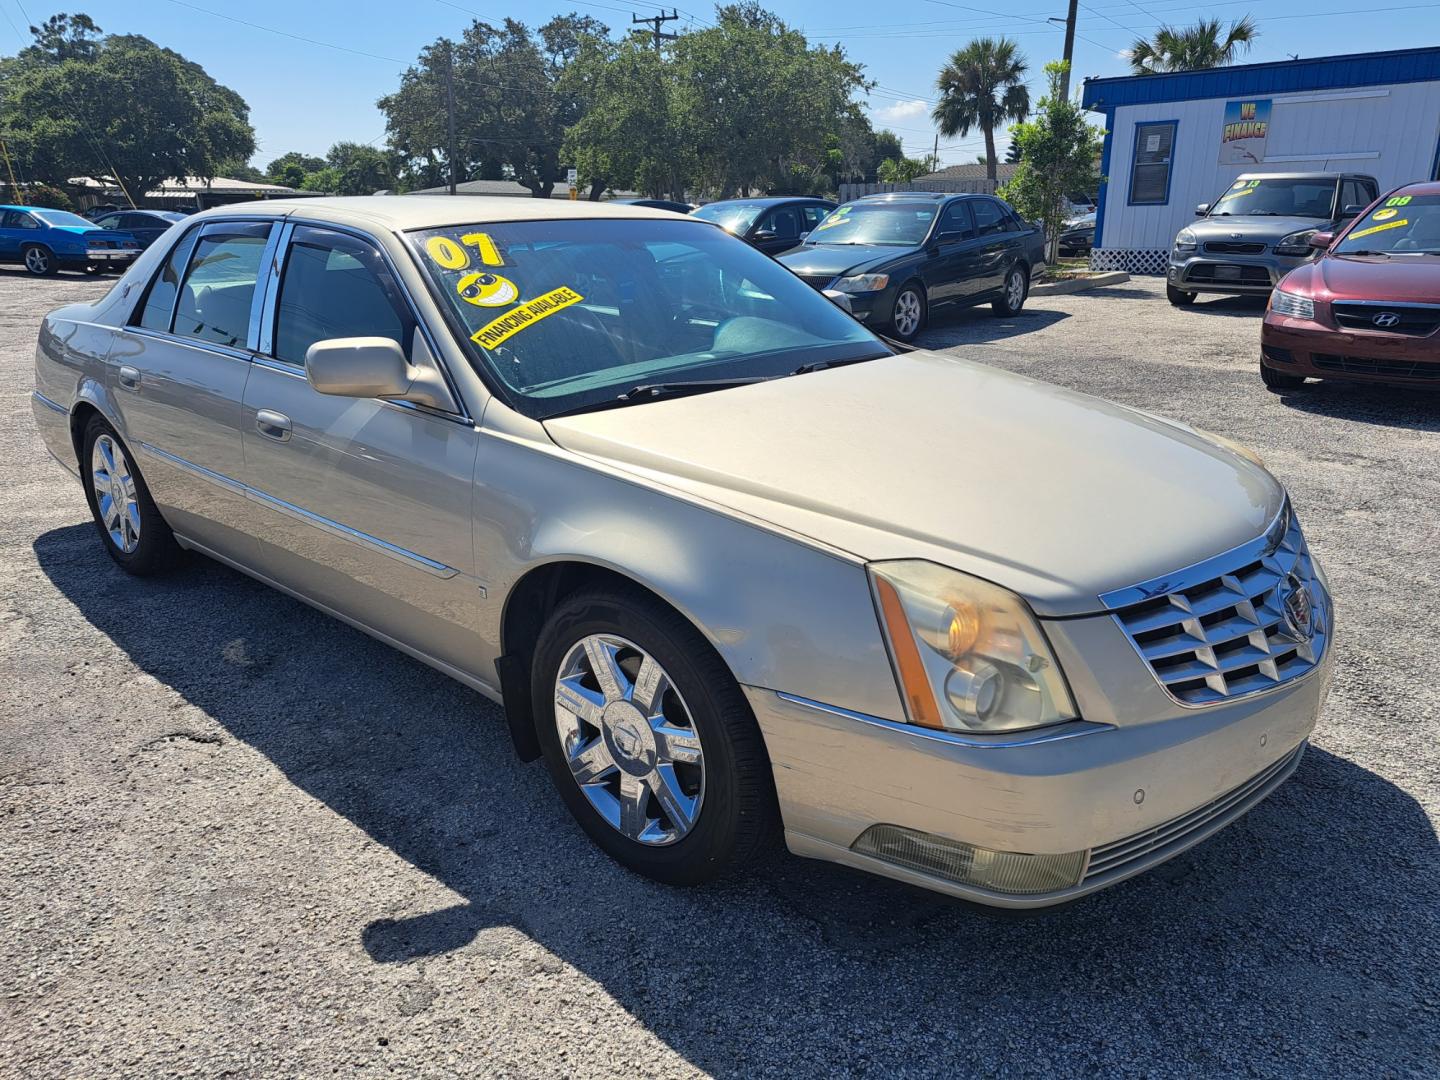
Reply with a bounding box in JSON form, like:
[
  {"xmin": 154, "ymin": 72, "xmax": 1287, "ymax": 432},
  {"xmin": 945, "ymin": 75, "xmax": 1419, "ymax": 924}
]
[{"xmin": 30, "ymin": 197, "xmax": 1333, "ymax": 907}]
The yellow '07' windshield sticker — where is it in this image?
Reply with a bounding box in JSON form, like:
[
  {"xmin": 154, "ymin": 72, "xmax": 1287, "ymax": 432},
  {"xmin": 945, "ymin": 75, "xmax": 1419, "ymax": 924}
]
[
  {"xmin": 471, "ymin": 286, "xmax": 584, "ymax": 349},
  {"xmin": 1348, "ymin": 218, "xmax": 1409, "ymax": 241}
]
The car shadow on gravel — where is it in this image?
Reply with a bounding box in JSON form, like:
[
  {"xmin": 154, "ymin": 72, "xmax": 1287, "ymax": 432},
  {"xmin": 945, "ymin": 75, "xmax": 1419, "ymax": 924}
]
[
  {"xmin": 34, "ymin": 524, "xmax": 1440, "ymax": 1077},
  {"xmin": 918, "ymin": 307, "xmax": 1069, "ymax": 347},
  {"xmin": 1276, "ymin": 381, "xmax": 1440, "ymax": 431}
]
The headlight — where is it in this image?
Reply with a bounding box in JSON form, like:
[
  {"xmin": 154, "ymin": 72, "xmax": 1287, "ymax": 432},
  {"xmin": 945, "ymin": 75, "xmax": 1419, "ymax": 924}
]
[
  {"xmin": 1173, "ymin": 228, "xmax": 1197, "ymax": 252},
  {"xmin": 869, "ymin": 560, "xmax": 1077, "ymax": 734},
  {"xmin": 1274, "ymin": 229, "xmax": 1318, "ymax": 256},
  {"xmin": 832, "ymin": 273, "xmax": 890, "ymax": 294},
  {"xmin": 1270, "ymin": 288, "xmax": 1315, "ymax": 320}
]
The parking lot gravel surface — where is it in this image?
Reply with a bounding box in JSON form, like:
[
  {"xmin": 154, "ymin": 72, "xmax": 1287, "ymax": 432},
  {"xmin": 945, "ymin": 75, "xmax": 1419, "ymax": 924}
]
[{"xmin": 2, "ymin": 268, "xmax": 1437, "ymax": 1079}]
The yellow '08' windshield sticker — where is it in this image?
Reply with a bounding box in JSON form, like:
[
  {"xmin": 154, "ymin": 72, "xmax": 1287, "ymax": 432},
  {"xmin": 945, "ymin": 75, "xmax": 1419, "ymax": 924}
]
[
  {"xmin": 471, "ymin": 286, "xmax": 584, "ymax": 349},
  {"xmin": 1348, "ymin": 218, "xmax": 1408, "ymax": 241}
]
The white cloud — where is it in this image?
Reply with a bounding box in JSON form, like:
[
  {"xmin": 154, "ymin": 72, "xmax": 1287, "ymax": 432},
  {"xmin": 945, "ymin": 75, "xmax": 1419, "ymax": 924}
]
[{"xmin": 874, "ymin": 99, "xmax": 930, "ymax": 124}]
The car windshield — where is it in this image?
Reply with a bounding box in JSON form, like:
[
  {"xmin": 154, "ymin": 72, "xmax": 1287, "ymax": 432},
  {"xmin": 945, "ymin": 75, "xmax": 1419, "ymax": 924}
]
[
  {"xmin": 32, "ymin": 209, "xmax": 95, "ymax": 228},
  {"xmin": 690, "ymin": 202, "xmax": 766, "ymax": 234},
  {"xmin": 412, "ymin": 218, "xmax": 888, "ymax": 419},
  {"xmin": 1333, "ymin": 193, "xmax": 1440, "ymax": 255},
  {"xmin": 1208, "ymin": 178, "xmax": 1337, "ymax": 218},
  {"xmin": 806, "ymin": 203, "xmax": 937, "ymax": 246}
]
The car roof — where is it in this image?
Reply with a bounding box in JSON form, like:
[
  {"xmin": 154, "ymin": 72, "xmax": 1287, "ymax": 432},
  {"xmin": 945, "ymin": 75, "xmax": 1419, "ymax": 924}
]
[
  {"xmin": 698, "ymin": 196, "xmax": 830, "ymax": 206},
  {"xmin": 1392, "ymin": 180, "xmax": 1440, "ymax": 196},
  {"xmin": 1233, "ymin": 171, "xmax": 1373, "ymax": 181},
  {"xmin": 854, "ymin": 192, "xmax": 986, "ymax": 203},
  {"xmin": 178, "ymin": 195, "xmax": 690, "ymax": 232}
]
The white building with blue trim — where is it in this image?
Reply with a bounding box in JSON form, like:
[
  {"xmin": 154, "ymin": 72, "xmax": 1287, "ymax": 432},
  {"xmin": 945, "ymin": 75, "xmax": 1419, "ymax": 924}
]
[{"xmin": 1081, "ymin": 47, "xmax": 1440, "ymax": 274}]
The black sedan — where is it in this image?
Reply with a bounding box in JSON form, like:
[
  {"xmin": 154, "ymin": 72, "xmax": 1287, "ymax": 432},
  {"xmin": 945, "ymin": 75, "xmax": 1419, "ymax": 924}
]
[
  {"xmin": 613, "ymin": 198, "xmax": 695, "ymax": 214},
  {"xmin": 777, "ymin": 193, "xmax": 1044, "ymax": 342},
  {"xmin": 691, "ymin": 196, "xmax": 836, "ymax": 256},
  {"xmin": 1058, "ymin": 213, "xmax": 1095, "ymax": 257},
  {"xmin": 89, "ymin": 209, "xmax": 187, "ymax": 250}
]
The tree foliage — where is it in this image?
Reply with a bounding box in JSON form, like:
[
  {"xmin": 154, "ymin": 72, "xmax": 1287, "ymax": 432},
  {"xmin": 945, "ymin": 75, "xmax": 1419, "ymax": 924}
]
[
  {"xmin": 0, "ymin": 15, "xmax": 255, "ymax": 202},
  {"xmin": 1128, "ymin": 16, "xmax": 1257, "ymax": 74},
  {"xmin": 265, "ymin": 151, "xmax": 325, "ymax": 188},
  {"xmin": 379, "ymin": 14, "xmax": 605, "ymax": 197},
  {"xmin": 998, "ymin": 62, "xmax": 1103, "ymax": 259},
  {"xmin": 932, "ymin": 37, "xmax": 1029, "ymax": 184}
]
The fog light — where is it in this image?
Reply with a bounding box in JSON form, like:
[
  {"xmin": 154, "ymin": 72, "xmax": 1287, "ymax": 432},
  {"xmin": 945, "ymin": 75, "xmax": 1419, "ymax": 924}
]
[{"xmin": 852, "ymin": 824, "xmax": 1087, "ymax": 895}]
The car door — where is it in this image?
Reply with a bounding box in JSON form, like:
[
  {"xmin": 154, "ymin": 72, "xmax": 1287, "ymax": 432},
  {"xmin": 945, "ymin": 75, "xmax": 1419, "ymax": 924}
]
[
  {"xmin": 968, "ymin": 198, "xmax": 1015, "ymax": 295},
  {"xmin": 103, "ymin": 218, "xmax": 272, "ymax": 561},
  {"xmin": 0, "ymin": 208, "xmax": 42, "ymax": 261},
  {"xmin": 924, "ymin": 200, "xmax": 982, "ymax": 306},
  {"xmin": 239, "ymin": 222, "xmax": 485, "ymax": 674},
  {"xmin": 749, "ymin": 205, "xmax": 802, "ymax": 255}
]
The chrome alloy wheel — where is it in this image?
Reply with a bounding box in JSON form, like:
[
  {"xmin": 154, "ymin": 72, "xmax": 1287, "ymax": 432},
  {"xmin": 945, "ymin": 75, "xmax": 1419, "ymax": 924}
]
[
  {"xmin": 24, "ymin": 247, "xmax": 50, "ymax": 275},
  {"xmin": 553, "ymin": 634, "xmax": 705, "ymax": 846},
  {"xmin": 893, "ymin": 288, "xmax": 922, "ymax": 337},
  {"xmin": 1005, "ymin": 268, "xmax": 1025, "ymax": 310},
  {"xmin": 91, "ymin": 433, "xmax": 141, "ymax": 553}
]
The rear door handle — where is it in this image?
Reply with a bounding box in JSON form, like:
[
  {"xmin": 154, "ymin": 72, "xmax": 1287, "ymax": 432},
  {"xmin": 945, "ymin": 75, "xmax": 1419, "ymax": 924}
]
[
  {"xmin": 117, "ymin": 365, "xmax": 141, "ymax": 391},
  {"xmin": 255, "ymin": 409, "xmax": 292, "ymax": 442}
]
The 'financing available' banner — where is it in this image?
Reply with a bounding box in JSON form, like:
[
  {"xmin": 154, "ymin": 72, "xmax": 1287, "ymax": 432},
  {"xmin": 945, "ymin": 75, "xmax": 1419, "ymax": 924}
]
[{"xmin": 1219, "ymin": 99, "xmax": 1272, "ymax": 165}]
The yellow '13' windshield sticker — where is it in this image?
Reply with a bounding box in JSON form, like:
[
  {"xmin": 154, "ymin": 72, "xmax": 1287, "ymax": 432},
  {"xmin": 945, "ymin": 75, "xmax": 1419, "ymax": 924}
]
[
  {"xmin": 1348, "ymin": 218, "xmax": 1408, "ymax": 241},
  {"xmin": 471, "ymin": 286, "xmax": 585, "ymax": 349}
]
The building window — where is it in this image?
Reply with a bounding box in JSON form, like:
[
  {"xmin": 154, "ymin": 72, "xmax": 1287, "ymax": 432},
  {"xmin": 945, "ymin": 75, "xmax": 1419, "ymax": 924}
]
[{"xmin": 1128, "ymin": 121, "xmax": 1177, "ymax": 206}]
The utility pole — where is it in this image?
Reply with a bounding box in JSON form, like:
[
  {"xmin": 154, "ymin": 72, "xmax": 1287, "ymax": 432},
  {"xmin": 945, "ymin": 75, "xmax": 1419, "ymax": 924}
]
[
  {"xmin": 932, "ymin": 132, "xmax": 939, "ymax": 175},
  {"xmin": 631, "ymin": 9, "xmax": 679, "ymax": 49},
  {"xmin": 1050, "ymin": 0, "xmax": 1079, "ymax": 100},
  {"xmin": 444, "ymin": 39, "xmax": 458, "ymax": 196}
]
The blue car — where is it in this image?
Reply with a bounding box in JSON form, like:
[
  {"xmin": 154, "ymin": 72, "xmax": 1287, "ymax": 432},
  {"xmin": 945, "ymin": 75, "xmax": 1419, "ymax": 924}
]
[{"xmin": 0, "ymin": 205, "xmax": 141, "ymax": 276}]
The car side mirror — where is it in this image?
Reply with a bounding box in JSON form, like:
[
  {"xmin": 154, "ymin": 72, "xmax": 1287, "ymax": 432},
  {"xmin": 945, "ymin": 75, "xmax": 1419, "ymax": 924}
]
[
  {"xmin": 752, "ymin": 227, "xmax": 777, "ymax": 240},
  {"xmin": 1339, "ymin": 204, "xmax": 1366, "ymax": 219},
  {"xmin": 1195, "ymin": 203, "xmax": 1210, "ymax": 216},
  {"xmin": 1308, "ymin": 231, "xmax": 1335, "ymax": 250},
  {"xmin": 304, "ymin": 337, "xmax": 452, "ymax": 410}
]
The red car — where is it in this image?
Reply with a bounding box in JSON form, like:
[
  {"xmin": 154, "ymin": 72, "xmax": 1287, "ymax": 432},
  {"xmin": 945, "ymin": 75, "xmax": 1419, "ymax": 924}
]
[{"xmin": 1260, "ymin": 180, "xmax": 1440, "ymax": 391}]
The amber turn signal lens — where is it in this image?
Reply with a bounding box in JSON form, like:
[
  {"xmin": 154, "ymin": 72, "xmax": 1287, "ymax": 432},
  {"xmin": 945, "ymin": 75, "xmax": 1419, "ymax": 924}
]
[{"xmin": 875, "ymin": 576, "xmax": 945, "ymax": 729}]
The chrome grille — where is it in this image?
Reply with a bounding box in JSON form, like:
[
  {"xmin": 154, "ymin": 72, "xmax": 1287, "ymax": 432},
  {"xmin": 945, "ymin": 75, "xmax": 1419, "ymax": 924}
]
[
  {"xmin": 1084, "ymin": 744, "xmax": 1303, "ymax": 882},
  {"xmin": 1100, "ymin": 505, "xmax": 1328, "ymax": 706}
]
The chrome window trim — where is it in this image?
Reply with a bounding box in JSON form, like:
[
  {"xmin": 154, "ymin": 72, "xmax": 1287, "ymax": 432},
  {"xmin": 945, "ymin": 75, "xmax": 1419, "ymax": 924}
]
[
  {"xmin": 120, "ymin": 324, "xmax": 256, "ymax": 366},
  {"xmin": 1328, "ymin": 298, "xmax": 1440, "ymax": 310},
  {"xmin": 136, "ymin": 441, "xmax": 459, "ymax": 578},
  {"xmin": 774, "ymin": 692, "xmax": 1114, "ymax": 748},
  {"xmin": 262, "ymin": 216, "xmax": 472, "ymax": 422}
]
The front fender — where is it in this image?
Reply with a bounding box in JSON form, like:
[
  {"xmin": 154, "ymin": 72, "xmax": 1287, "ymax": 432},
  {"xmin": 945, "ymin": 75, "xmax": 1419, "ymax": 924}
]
[{"xmin": 475, "ymin": 430, "xmax": 906, "ymax": 723}]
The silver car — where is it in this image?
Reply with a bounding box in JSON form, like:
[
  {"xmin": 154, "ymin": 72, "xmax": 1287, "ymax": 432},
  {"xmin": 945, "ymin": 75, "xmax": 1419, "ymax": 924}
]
[{"xmin": 31, "ymin": 197, "xmax": 1334, "ymax": 907}]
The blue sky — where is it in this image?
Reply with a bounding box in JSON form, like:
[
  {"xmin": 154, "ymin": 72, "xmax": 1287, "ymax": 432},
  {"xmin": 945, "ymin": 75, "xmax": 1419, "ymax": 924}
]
[{"xmin": 2, "ymin": 0, "xmax": 1434, "ymax": 169}]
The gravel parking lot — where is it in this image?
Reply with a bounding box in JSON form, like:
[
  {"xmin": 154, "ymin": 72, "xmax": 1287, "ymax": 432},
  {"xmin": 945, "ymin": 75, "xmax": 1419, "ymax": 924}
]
[{"xmin": 2, "ymin": 268, "xmax": 1437, "ymax": 1078}]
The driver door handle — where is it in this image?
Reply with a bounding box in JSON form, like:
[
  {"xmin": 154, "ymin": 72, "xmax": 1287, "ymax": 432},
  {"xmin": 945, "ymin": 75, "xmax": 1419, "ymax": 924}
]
[
  {"xmin": 255, "ymin": 409, "xmax": 292, "ymax": 442},
  {"xmin": 117, "ymin": 365, "xmax": 141, "ymax": 391}
]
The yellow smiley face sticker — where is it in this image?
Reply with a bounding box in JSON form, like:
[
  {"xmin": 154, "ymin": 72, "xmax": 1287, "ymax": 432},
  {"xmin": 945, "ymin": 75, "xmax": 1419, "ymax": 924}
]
[
  {"xmin": 457, "ymin": 271, "xmax": 519, "ymax": 308},
  {"xmin": 1373, "ymin": 208, "xmax": 1398, "ymax": 221}
]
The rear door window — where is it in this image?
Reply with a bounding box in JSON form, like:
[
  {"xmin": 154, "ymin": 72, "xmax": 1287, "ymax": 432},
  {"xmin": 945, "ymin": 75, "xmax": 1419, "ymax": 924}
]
[
  {"xmin": 971, "ymin": 199, "xmax": 1007, "ymax": 237},
  {"xmin": 134, "ymin": 226, "xmax": 202, "ymax": 332},
  {"xmin": 173, "ymin": 222, "xmax": 272, "ymax": 350}
]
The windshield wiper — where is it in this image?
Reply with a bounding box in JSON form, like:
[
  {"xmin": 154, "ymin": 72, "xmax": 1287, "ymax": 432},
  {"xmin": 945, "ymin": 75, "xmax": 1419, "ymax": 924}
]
[
  {"xmin": 790, "ymin": 353, "xmax": 888, "ymax": 376},
  {"xmin": 617, "ymin": 377, "xmax": 771, "ymax": 402},
  {"xmin": 1342, "ymin": 249, "xmax": 1391, "ymax": 258}
]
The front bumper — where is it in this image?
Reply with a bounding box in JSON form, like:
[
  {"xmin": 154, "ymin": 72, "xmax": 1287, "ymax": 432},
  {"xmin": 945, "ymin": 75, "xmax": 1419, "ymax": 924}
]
[
  {"xmin": 1262, "ymin": 313, "xmax": 1440, "ymax": 383},
  {"xmin": 1169, "ymin": 250, "xmax": 1311, "ymax": 295},
  {"xmin": 749, "ymin": 607, "xmax": 1332, "ymax": 908}
]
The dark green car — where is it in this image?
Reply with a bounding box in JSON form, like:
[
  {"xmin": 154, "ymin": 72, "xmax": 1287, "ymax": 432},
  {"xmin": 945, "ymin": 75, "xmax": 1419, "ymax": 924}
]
[{"xmin": 777, "ymin": 192, "xmax": 1045, "ymax": 342}]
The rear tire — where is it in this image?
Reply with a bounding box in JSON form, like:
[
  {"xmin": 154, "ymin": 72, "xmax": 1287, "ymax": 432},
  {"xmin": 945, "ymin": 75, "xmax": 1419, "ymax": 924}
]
[
  {"xmin": 1260, "ymin": 361, "xmax": 1307, "ymax": 392},
  {"xmin": 1167, "ymin": 283, "xmax": 1196, "ymax": 306},
  {"xmin": 991, "ymin": 265, "xmax": 1028, "ymax": 316},
  {"xmin": 80, "ymin": 415, "xmax": 182, "ymax": 575},
  {"xmin": 22, "ymin": 244, "xmax": 56, "ymax": 277},
  {"xmin": 531, "ymin": 586, "xmax": 779, "ymax": 886}
]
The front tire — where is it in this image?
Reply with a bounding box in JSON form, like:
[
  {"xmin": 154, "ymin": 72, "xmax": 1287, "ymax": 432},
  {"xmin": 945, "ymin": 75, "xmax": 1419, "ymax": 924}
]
[
  {"xmin": 1167, "ymin": 283, "xmax": 1196, "ymax": 306},
  {"xmin": 22, "ymin": 244, "xmax": 56, "ymax": 277},
  {"xmin": 1260, "ymin": 361, "xmax": 1307, "ymax": 392},
  {"xmin": 531, "ymin": 587, "xmax": 778, "ymax": 885},
  {"xmin": 81, "ymin": 416, "xmax": 182, "ymax": 575},
  {"xmin": 888, "ymin": 284, "xmax": 926, "ymax": 342},
  {"xmin": 991, "ymin": 265, "xmax": 1028, "ymax": 316}
]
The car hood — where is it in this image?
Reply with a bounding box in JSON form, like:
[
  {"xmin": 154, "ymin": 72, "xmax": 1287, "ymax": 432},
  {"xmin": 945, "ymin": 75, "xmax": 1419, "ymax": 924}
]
[
  {"xmin": 776, "ymin": 243, "xmax": 913, "ymax": 280},
  {"xmin": 1190, "ymin": 215, "xmax": 1328, "ymax": 243},
  {"xmin": 543, "ymin": 351, "xmax": 1284, "ymax": 616},
  {"xmin": 1286, "ymin": 254, "xmax": 1440, "ymax": 301}
]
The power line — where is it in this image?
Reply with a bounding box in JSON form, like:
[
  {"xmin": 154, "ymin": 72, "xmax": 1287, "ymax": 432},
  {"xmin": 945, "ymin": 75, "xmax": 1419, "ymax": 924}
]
[{"xmin": 631, "ymin": 8, "xmax": 679, "ymax": 48}]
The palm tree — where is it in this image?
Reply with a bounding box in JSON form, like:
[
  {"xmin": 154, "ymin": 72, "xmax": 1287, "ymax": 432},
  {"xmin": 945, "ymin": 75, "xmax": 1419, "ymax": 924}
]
[
  {"xmin": 932, "ymin": 38, "xmax": 1029, "ymax": 185},
  {"xmin": 1128, "ymin": 16, "xmax": 1257, "ymax": 74}
]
